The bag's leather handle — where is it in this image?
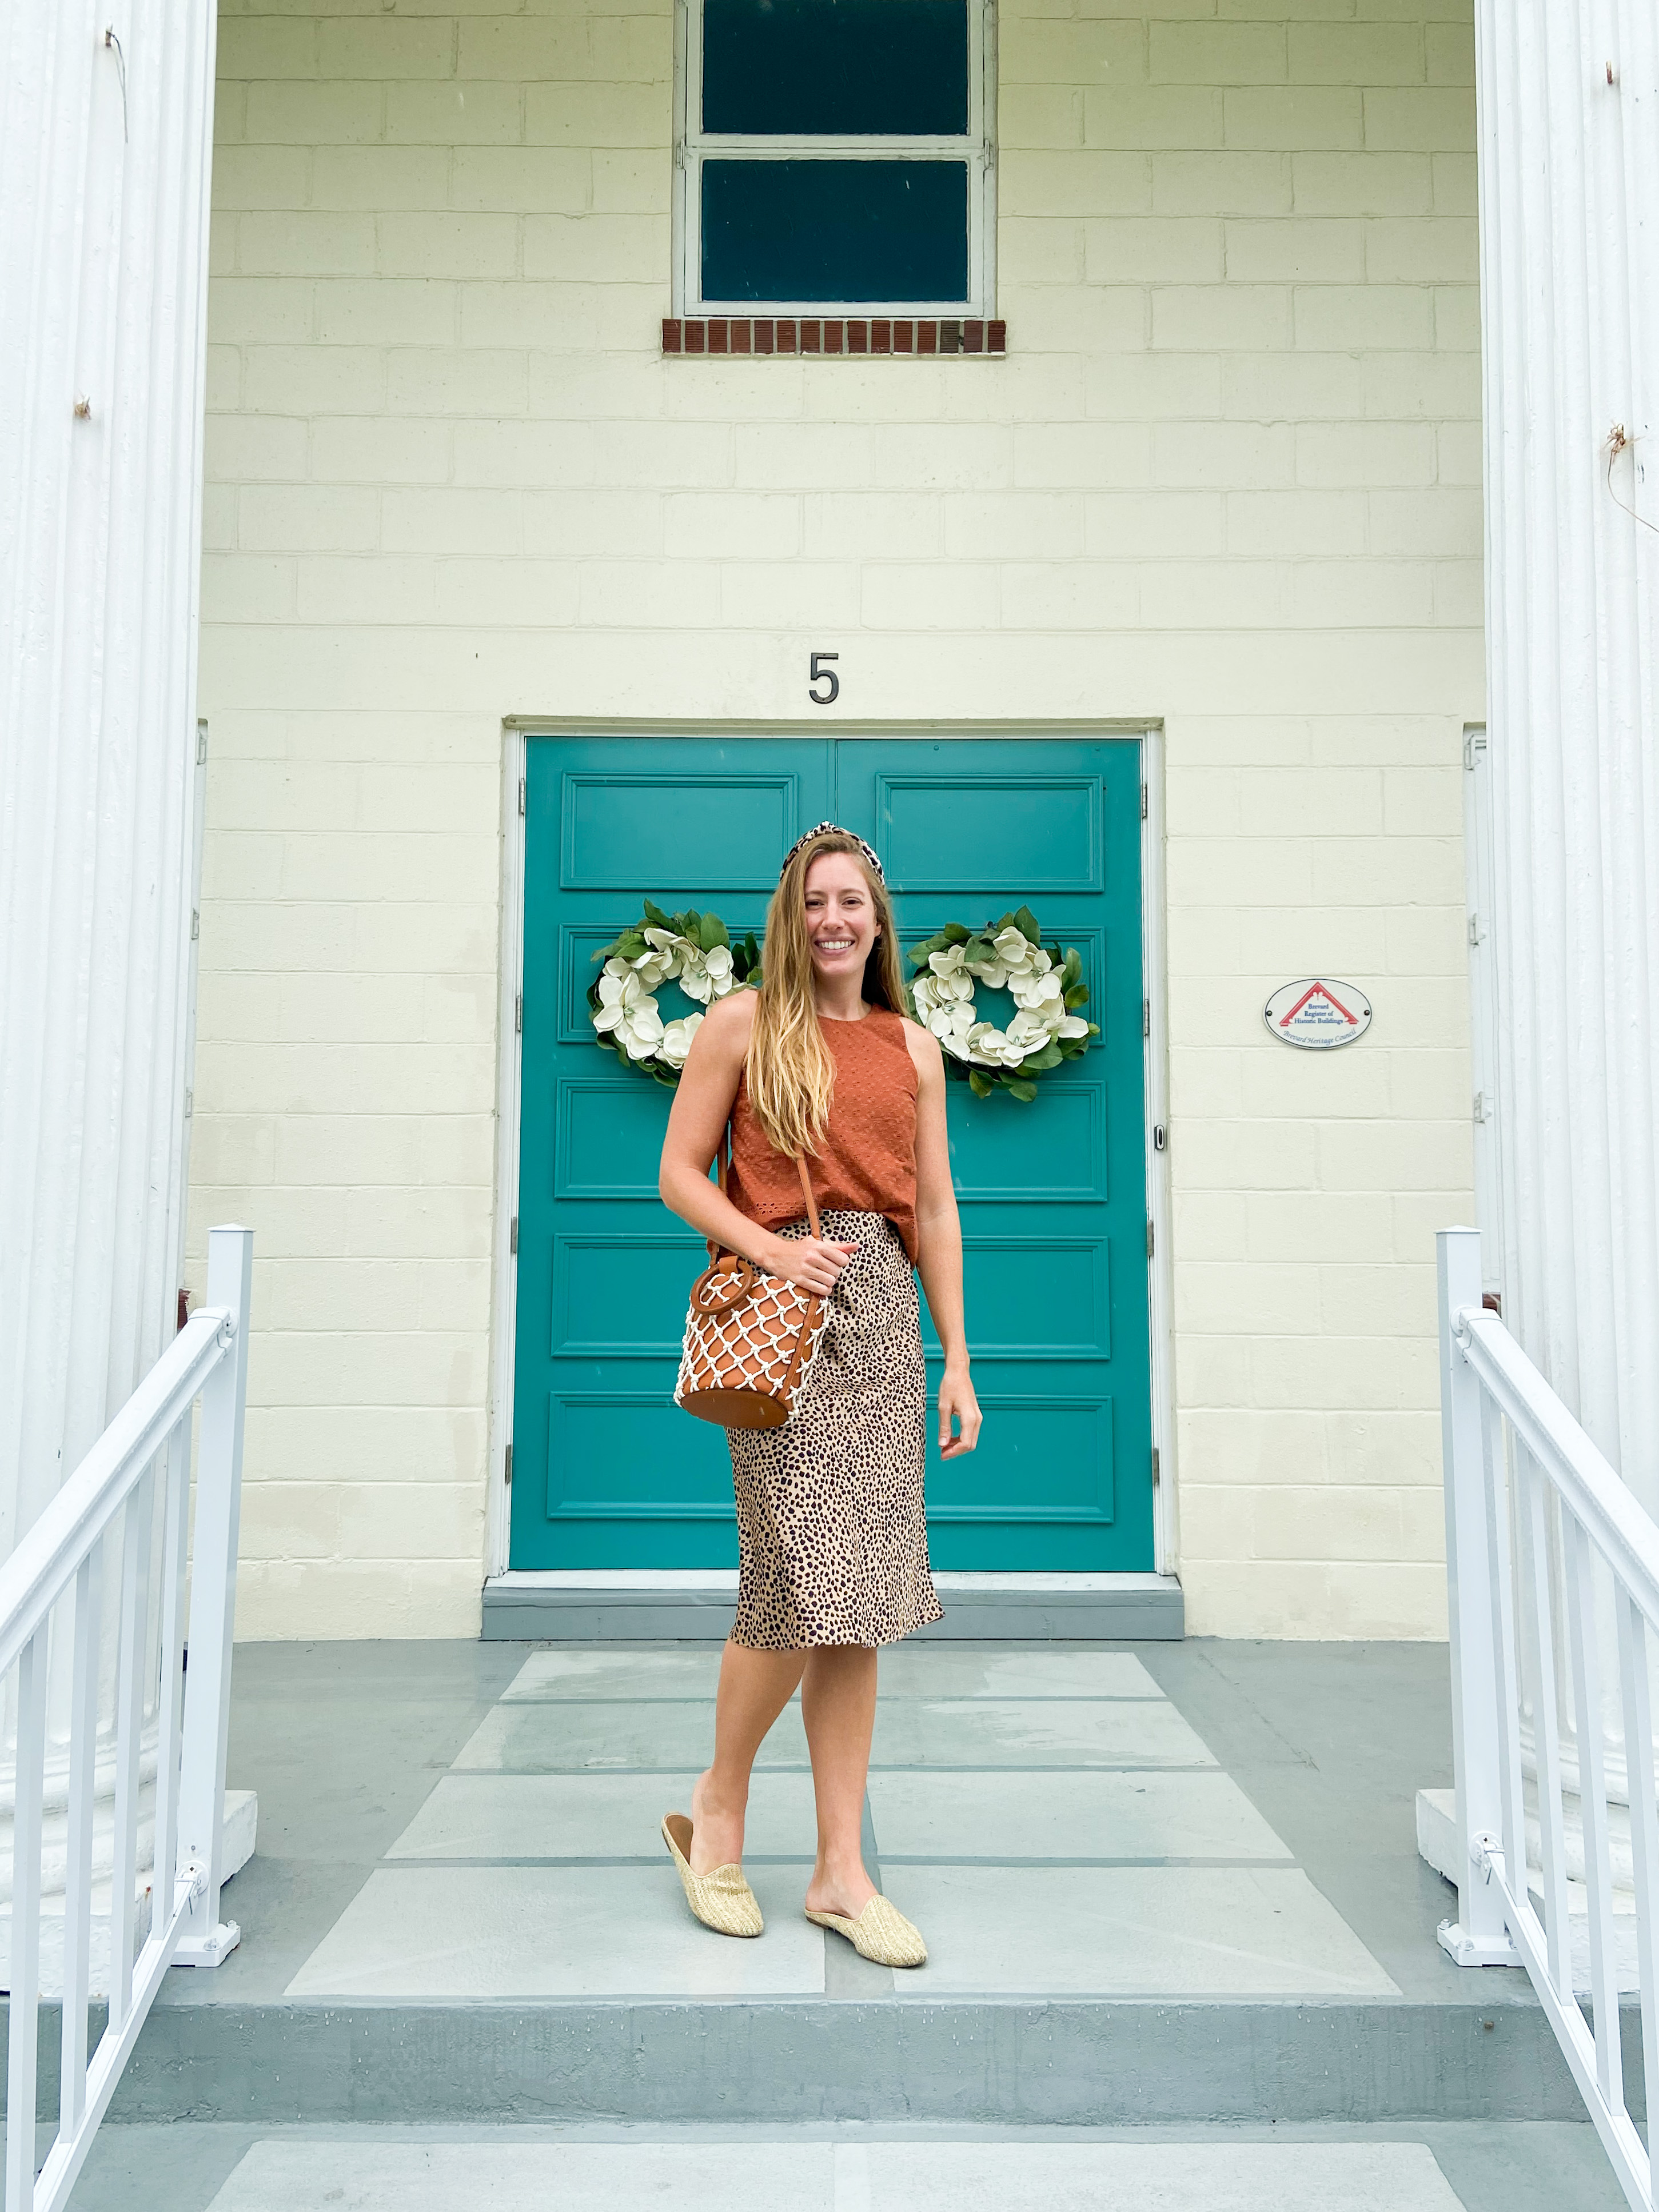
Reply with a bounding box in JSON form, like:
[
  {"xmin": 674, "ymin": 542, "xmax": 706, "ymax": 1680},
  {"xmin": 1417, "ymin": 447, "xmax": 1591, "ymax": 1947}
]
[
  {"xmin": 711, "ymin": 1117, "xmax": 823, "ymax": 1257},
  {"xmin": 795, "ymin": 1152, "xmax": 822, "ymax": 1240}
]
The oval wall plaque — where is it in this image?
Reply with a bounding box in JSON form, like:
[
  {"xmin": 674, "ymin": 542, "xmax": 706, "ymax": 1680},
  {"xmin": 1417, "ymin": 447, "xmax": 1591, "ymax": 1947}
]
[{"xmin": 1264, "ymin": 978, "xmax": 1373, "ymax": 1049}]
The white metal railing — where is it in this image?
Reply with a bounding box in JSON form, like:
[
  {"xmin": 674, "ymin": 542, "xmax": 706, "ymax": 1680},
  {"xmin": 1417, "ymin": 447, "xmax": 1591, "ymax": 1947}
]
[
  {"xmin": 1437, "ymin": 1225, "xmax": 1658, "ymax": 2211},
  {"xmin": 2, "ymin": 1226, "xmax": 251, "ymax": 2212}
]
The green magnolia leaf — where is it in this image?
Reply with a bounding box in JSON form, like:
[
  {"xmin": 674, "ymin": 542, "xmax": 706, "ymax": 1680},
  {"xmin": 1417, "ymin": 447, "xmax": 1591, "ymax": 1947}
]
[
  {"xmin": 1006, "ymin": 1076, "xmax": 1039, "ymax": 1102},
  {"xmin": 617, "ymin": 930, "xmax": 649, "ymax": 961},
  {"xmin": 1061, "ymin": 947, "xmax": 1082, "ymax": 989},
  {"xmin": 641, "ymin": 898, "xmax": 671, "ymax": 929},
  {"xmin": 700, "ymin": 912, "xmax": 729, "ymax": 950},
  {"xmin": 1022, "ymin": 1041, "xmax": 1063, "ymax": 1072},
  {"xmin": 1012, "ymin": 905, "xmax": 1042, "ymax": 944},
  {"xmin": 1063, "ymin": 983, "xmax": 1090, "ymax": 1009},
  {"xmin": 942, "ymin": 922, "xmax": 971, "ymax": 945},
  {"xmin": 968, "ymin": 1068, "xmax": 993, "ymax": 1098}
]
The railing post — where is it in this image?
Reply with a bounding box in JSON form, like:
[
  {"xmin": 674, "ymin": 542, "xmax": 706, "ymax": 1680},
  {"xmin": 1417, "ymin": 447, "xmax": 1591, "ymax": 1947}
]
[
  {"xmin": 1435, "ymin": 1226, "xmax": 1519, "ymax": 1966},
  {"xmin": 173, "ymin": 1226, "xmax": 253, "ymax": 1967}
]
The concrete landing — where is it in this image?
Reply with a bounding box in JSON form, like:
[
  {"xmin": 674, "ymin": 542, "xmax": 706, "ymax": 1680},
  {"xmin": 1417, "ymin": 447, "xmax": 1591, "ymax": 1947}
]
[
  {"xmin": 10, "ymin": 1637, "xmax": 1623, "ymax": 2138},
  {"xmin": 289, "ymin": 1642, "xmax": 1392, "ymax": 2002}
]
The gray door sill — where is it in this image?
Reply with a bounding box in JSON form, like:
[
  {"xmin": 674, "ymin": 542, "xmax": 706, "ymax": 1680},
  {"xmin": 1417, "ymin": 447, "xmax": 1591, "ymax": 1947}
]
[{"xmin": 481, "ymin": 1570, "xmax": 1183, "ymax": 1642}]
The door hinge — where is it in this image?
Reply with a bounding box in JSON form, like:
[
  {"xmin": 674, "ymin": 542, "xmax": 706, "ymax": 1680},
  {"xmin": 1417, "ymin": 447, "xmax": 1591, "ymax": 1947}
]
[
  {"xmin": 1468, "ymin": 913, "xmax": 1483, "ymax": 946},
  {"xmin": 1153, "ymin": 1123, "xmax": 1167, "ymax": 1153},
  {"xmin": 510, "ymin": 1214, "xmax": 518, "ymax": 1255},
  {"xmin": 196, "ymin": 719, "xmax": 208, "ymax": 765},
  {"xmin": 1152, "ymin": 1446, "xmax": 1160, "ymax": 1488},
  {"xmin": 1140, "ymin": 782, "xmax": 1148, "ymax": 820},
  {"xmin": 1473, "ymin": 1091, "xmax": 1490, "ymax": 1126},
  {"xmin": 515, "ymin": 993, "xmax": 523, "ymax": 1033},
  {"xmin": 1464, "ymin": 729, "xmax": 1487, "ymax": 770},
  {"xmin": 519, "ymin": 776, "xmax": 526, "ymax": 816},
  {"xmin": 1143, "ymin": 997, "xmax": 1150, "ymax": 1039},
  {"xmin": 190, "ymin": 908, "xmax": 200, "ymax": 941},
  {"xmin": 1146, "ymin": 1219, "xmax": 1154, "ymax": 1259},
  {"xmin": 504, "ymin": 1443, "xmax": 513, "ymax": 1488}
]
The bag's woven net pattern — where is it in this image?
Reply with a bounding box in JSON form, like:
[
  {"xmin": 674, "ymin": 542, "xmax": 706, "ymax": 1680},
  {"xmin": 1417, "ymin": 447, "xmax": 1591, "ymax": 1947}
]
[{"xmin": 675, "ymin": 1254, "xmax": 827, "ymax": 1420}]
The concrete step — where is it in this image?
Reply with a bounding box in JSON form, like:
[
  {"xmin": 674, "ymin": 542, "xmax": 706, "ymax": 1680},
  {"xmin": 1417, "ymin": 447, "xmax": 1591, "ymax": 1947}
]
[
  {"xmin": 60, "ymin": 2120, "xmax": 1630, "ymax": 2212},
  {"xmin": 22, "ymin": 1990, "xmax": 1627, "ymax": 2130}
]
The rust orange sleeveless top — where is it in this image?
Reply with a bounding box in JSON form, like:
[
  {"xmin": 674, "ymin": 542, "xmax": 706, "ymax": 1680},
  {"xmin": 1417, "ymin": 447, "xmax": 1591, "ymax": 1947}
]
[{"xmin": 727, "ymin": 1005, "xmax": 919, "ymax": 1263}]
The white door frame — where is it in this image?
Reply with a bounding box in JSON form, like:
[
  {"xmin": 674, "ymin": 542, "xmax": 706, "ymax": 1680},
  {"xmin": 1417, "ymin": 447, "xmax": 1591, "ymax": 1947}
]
[{"xmin": 484, "ymin": 719, "xmax": 1178, "ymax": 1582}]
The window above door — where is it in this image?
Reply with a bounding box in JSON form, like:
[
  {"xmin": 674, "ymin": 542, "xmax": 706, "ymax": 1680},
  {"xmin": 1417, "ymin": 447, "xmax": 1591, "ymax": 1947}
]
[{"xmin": 673, "ymin": 0, "xmax": 997, "ymax": 320}]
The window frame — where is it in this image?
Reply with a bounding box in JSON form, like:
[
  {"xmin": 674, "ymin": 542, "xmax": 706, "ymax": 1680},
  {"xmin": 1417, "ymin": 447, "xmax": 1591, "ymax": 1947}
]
[{"xmin": 672, "ymin": 0, "xmax": 998, "ymax": 320}]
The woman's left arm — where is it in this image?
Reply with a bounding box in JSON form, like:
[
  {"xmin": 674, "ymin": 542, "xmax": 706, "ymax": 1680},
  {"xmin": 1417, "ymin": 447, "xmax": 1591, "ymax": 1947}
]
[{"xmin": 906, "ymin": 1022, "xmax": 982, "ymax": 1460}]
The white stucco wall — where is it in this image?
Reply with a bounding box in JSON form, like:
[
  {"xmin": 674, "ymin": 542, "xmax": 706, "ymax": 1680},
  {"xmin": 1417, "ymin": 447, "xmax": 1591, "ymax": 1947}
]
[{"xmin": 196, "ymin": 0, "xmax": 1482, "ymax": 1640}]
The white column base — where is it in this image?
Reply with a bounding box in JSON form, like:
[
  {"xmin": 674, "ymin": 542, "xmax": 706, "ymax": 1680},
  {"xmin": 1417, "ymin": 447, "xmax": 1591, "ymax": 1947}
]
[
  {"xmin": 1418, "ymin": 1784, "xmax": 1650, "ymax": 1991},
  {"xmin": 0, "ymin": 1787, "xmax": 255, "ymax": 1998},
  {"xmin": 173, "ymin": 1916, "xmax": 241, "ymax": 1969},
  {"xmin": 1436, "ymin": 1918, "xmax": 1521, "ymax": 1969}
]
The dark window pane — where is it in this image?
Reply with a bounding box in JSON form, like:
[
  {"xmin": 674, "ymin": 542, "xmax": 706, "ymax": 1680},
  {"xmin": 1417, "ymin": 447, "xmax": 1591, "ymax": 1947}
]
[
  {"xmin": 702, "ymin": 159, "xmax": 969, "ymax": 302},
  {"xmin": 703, "ymin": 0, "xmax": 969, "ymax": 136}
]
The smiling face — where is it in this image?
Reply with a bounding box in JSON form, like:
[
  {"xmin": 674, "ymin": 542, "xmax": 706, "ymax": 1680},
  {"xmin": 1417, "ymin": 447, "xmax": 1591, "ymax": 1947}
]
[{"xmin": 802, "ymin": 850, "xmax": 880, "ymax": 988}]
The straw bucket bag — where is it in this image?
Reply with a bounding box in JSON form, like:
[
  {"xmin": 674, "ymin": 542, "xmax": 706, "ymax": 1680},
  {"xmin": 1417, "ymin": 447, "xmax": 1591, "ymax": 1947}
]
[{"xmin": 675, "ymin": 1140, "xmax": 830, "ymax": 1431}]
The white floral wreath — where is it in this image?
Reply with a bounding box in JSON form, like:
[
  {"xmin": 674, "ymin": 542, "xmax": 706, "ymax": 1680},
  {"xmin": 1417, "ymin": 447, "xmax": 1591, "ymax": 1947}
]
[
  {"xmin": 908, "ymin": 908, "xmax": 1097, "ymax": 1101},
  {"xmin": 588, "ymin": 904, "xmax": 760, "ymax": 1087}
]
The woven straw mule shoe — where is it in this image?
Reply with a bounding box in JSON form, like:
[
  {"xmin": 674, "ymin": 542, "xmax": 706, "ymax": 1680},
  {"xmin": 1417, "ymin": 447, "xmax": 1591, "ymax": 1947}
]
[
  {"xmin": 805, "ymin": 1894, "xmax": 927, "ymax": 1968},
  {"xmin": 661, "ymin": 1813, "xmax": 764, "ymax": 1938}
]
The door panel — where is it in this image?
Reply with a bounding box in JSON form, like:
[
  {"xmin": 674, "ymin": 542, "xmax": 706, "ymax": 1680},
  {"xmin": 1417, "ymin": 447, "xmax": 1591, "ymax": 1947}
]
[
  {"xmin": 562, "ymin": 769, "xmax": 806, "ymax": 890},
  {"xmin": 876, "ymin": 770, "xmax": 1103, "ymax": 893},
  {"xmin": 512, "ymin": 733, "xmax": 1152, "ymax": 1574},
  {"xmin": 836, "ymin": 737, "xmax": 1150, "ymax": 1571},
  {"xmin": 513, "ymin": 736, "xmax": 832, "ymax": 1571}
]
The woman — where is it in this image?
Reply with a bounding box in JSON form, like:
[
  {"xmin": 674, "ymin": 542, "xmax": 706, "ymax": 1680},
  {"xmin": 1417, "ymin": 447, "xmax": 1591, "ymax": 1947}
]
[{"xmin": 657, "ymin": 823, "xmax": 980, "ymax": 1969}]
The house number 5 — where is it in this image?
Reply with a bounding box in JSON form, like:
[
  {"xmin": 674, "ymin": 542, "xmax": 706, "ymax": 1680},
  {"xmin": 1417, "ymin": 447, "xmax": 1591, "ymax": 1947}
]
[{"xmin": 808, "ymin": 651, "xmax": 840, "ymax": 706}]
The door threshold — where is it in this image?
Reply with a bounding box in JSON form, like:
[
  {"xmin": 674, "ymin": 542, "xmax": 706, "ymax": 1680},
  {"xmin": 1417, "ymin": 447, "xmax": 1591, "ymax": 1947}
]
[{"xmin": 482, "ymin": 1570, "xmax": 1183, "ymax": 1642}]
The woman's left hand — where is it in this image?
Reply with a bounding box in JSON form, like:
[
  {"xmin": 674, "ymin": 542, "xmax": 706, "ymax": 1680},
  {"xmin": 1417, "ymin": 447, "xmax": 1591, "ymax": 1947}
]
[{"xmin": 938, "ymin": 1364, "xmax": 982, "ymax": 1459}]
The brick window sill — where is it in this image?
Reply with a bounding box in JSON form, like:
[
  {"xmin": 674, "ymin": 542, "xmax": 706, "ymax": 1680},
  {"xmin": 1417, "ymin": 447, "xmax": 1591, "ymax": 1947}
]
[{"xmin": 663, "ymin": 317, "xmax": 1006, "ymax": 357}]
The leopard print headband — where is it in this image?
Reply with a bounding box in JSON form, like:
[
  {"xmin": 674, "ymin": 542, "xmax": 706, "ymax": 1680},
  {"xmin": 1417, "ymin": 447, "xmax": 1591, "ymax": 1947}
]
[{"xmin": 780, "ymin": 821, "xmax": 886, "ymax": 883}]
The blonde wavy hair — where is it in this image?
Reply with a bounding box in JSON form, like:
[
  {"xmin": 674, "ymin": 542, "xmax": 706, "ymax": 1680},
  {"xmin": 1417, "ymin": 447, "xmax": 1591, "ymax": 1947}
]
[{"xmin": 746, "ymin": 829, "xmax": 910, "ymax": 1159}]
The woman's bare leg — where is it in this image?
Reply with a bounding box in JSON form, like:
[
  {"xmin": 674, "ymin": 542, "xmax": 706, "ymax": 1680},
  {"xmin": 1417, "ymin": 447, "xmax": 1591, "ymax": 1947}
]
[
  {"xmin": 800, "ymin": 1644, "xmax": 879, "ymax": 1919},
  {"xmin": 688, "ymin": 1640, "xmax": 805, "ymax": 1875}
]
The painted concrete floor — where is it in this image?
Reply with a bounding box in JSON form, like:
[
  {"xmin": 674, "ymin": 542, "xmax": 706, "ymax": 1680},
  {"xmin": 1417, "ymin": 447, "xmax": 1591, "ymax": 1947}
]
[
  {"xmin": 61, "ymin": 1640, "xmax": 1621, "ymax": 2204},
  {"xmin": 157, "ymin": 1634, "xmax": 1522, "ymax": 2011},
  {"xmin": 62, "ymin": 2121, "xmax": 1629, "ymax": 2212},
  {"xmin": 281, "ymin": 1642, "xmax": 1397, "ymax": 2001}
]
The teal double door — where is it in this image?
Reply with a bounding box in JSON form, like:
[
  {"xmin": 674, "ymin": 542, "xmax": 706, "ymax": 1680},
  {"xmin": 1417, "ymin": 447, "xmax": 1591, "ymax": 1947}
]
[{"xmin": 511, "ymin": 734, "xmax": 1154, "ymax": 1574}]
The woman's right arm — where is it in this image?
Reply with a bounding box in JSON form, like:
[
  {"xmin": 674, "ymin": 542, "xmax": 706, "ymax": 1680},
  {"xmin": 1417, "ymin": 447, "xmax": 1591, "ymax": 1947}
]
[{"xmin": 657, "ymin": 995, "xmax": 855, "ymax": 1298}]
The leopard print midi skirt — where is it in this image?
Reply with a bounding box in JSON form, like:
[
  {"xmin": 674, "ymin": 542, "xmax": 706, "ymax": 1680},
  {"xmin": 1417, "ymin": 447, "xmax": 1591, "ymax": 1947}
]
[{"xmin": 728, "ymin": 1210, "xmax": 943, "ymax": 1651}]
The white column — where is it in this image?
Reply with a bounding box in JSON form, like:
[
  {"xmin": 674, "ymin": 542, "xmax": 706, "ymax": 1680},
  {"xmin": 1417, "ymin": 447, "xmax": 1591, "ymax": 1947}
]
[
  {"xmin": 0, "ymin": 0, "xmax": 219, "ymax": 1968},
  {"xmin": 1474, "ymin": 0, "xmax": 1659, "ymax": 1873}
]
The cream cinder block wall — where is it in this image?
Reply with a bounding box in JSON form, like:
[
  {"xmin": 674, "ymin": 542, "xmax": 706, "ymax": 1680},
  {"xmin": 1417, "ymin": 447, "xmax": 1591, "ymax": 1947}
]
[{"xmin": 195, "ymin": 0, "xmax": 1483, "ymax": 1640}]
